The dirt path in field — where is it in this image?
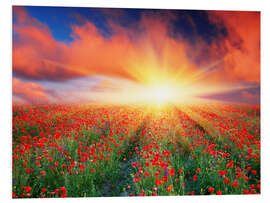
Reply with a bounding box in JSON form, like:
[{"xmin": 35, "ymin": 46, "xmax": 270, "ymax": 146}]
[{"xmin": 100, "ymin": 122, "xmax": 147, "ymax": 197}]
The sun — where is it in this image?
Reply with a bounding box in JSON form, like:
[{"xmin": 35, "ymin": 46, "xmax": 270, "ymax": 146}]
[
  {"xmin": 144, "ymin": 83, "xmax": 181, "ymax": 106},
  {"xmin": 89, "ymin": 73, "xmax": 207, "ymax": 105},
  {"xmin": 151, "ymin": 86, "xmax": 174, "ymax": 103}
]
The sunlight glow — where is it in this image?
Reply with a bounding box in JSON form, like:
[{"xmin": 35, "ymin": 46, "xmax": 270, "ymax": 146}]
[
  {"xmin": 148, "ymin": 85, "xmax": 176, "ymax": 105},
  {"xmin": 86, "ymin": 65, "xmax": 257, "ymax": 107},
  {"xmin": 152, "ymin": 86, "xmax": 173, "ymax": 102}
]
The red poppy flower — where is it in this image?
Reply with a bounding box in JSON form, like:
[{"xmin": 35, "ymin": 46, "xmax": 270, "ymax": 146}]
[
  {"xmin": 169, "ymin": 168, "xmax": 175, "ymax": 176},
  {"xmin": 144, "ymin": 171, "xmax": 150, "ymax": 178},
  {"xmin": 223, "ymin": 177, "xmax": 230, "ymax": 184},
  {"xmin": 216, "ymin": 190, "xmax": 222, "ymax": 195},
  {"xmin": 41, "ymin": 188, "xmax": 47, "ymax": 192},
  {"xmin": 193, "ymin": 174, "xmax": 197, "ymax": 181},
  {"xmin": 25, "ymin": 187, "xmax": 32, "ymax": 193},
  {"xmin": 166, "ymin": 185, "xmax": 173, "ymax": 192},
  {"xmin": 208, "ymin": 187, "xmax": 214, "ymax": 193},
  {"xmin": 155, "ymin": 179, "xmax": 160, "ymax": 186},
  {"xmin": 60, "ymin": 187, "xmax": 67, "ymax": 193},
  {"xmin": 232, "ymin": 180, "xmax": 239, "ymax": 188}
]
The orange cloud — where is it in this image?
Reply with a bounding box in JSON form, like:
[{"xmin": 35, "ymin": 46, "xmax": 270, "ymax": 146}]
[
  {"xmin": 90, "ymin": 79, "xmax": 123, "ymax": 92},
  {"xmin": 207, "ymin": 11, "xmax": 260, "ymax": 83},
  {"xmin": 12, "ymin": 7, "xmax": 197, "ymax": 85},
  {"xmin": 13, "ymin": 7, "xmax": 83, "ymax": 81},
  {"xmin": 12, "ymin": 7, "xmax": 260, "ymax": 106},
  {"xmin": 12, "ymin": 77, "xmax": 49, "ymax": 104}
]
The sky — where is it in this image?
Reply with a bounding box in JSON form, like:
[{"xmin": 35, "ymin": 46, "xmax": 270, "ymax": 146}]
[{"xmin": 12, "ymin": 6, "xmax": 260, "ymax": 105}]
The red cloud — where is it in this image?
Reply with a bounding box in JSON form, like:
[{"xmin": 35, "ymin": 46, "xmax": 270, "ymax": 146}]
[{"xmin": 12, "ymin": 77, "xmax": 49, "ymax": 104}]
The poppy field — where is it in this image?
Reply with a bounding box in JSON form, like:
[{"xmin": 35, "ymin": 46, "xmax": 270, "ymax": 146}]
[{"xmin": 12, "ymin": 102, "xmax": 260, "ymax": 198}]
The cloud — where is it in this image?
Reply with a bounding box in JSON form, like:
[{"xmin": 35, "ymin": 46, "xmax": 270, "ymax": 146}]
[
  {"xmin": 12, "ymin": 77, "xmax": 49, "ymax": 104},
  {"xmin": 13, "ymin": 7, "xmax": 83, "ymax": 81},
  {"xmin": 12, "ymin": 7, "xmax": 260, "ymax": 105},
  {"xmin": 12, "ymin": 6, "xmax": 197, "ymax": 84},
  {"xmin": 241, "ymin": 90, "xmax": 257, "ymax": 99},
  {"xmin": 201, "ymin": 86, "xmax": 260, "ymax": 105},
  {"xmin": 206, "ymin": 11, "xmax": 260, "ymax": 83},
  {"xmin": 90, "ymin": 79, "xmax": 123, "ymax": 93}
]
